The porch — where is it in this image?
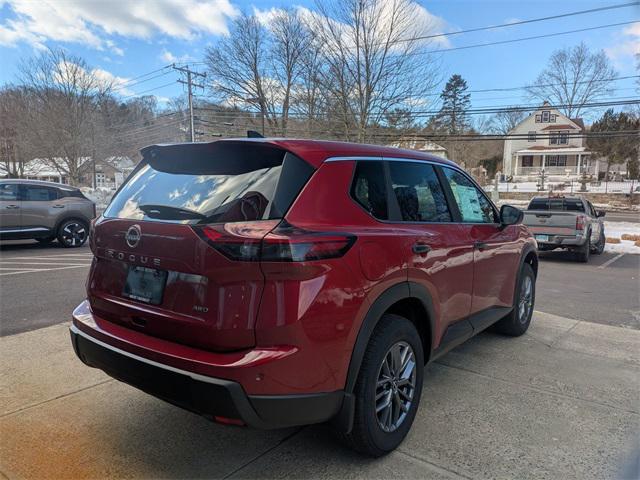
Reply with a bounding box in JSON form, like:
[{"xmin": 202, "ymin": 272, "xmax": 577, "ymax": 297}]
[{"xmin": 512, "ymin": 148, "xmax": 594, "ymax": 177}]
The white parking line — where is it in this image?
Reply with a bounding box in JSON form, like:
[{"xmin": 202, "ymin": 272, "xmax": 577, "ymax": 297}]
[
  {"xmin": 0, "ymin": 256, "xmax": 93, "ymax": 262},
  {"xmin": 0, "ymin": 262, "xmax": 91, "ymax": 266},
  {"xmin": 598, "ymin": 253, "xmax": 625, "ymax": 269},
  {"xmin": 0, "ymin": 265, "xmax": 90, "ymax": 276}
]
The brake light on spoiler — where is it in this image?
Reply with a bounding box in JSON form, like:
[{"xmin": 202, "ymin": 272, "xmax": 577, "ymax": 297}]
[{"xmin": 193, "ymin": 221, "xmax": 356, "ymax": 262}]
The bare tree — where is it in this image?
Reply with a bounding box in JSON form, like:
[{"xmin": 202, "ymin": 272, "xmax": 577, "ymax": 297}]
[
  {"xmin": 526, "ymin": 42, "xmax": 616, "ymax": 118},
  {"xmin": 310, "ymin": 0, "xmax": 441, "ymax": 142},
  {"xmin": 204, "ymin": 10, "xmax": 312, "ymax": 136},
  {"xmin": 489, "ymin": 110, "xmax": 526, "ymax": 134},
  {"xmin": 18, "ymin": 48, "xmax": 113, "ymax": 185},
  {"xmin": 0, "ymin": 87, "xmax": 34, "ymax": 177}
]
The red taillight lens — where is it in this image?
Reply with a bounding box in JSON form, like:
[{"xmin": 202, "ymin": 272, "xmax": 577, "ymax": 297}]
[
  {"xmin": 261, "ymin": 224, "xmax": 355, "ymax": 262},
  {"xmin": 193, "ymin": 221, "xmax": 356, "ymax": 262},
  {"xmin": 576, "ymin": 215, "xmax": 585, "ymax": 231},
  {"xmin": 195, "ymin": 220, "xmax": 279, "ymax": 261}
]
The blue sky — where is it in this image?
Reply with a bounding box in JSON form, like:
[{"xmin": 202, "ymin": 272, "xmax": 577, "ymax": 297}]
[{"xmin": 0, "ymin": 0, "xmax": 638, "ymax": 110}]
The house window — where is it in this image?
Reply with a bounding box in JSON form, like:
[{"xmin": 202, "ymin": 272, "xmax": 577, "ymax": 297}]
[
  {"xmin": 546, "ymin": 155, "xmax": 567, "ymax": 167},
  {"xmin": 550, "ymin": 114, "xmax": 557, "ymax": 122},
  {"xmin": 527, "ymin": 131, "xmax": 536, "ymax": 142},
  {"xmin": 549, "ymin": 131, "xmax": 569, "ymax": 145},
  {"xmin": 535, "ymin": 114, "xmax": 541, "ymax": 123},
  {"xmin": 542, "ymin": 110, "xmax": 550, "ymax": 122},
  {"xmin": 521, "ymin": 155, "xmax": 534, "ymax": 167},
  {"xmin": 96, "ymin": 173, "xmax": 106, "ymax": 187}
]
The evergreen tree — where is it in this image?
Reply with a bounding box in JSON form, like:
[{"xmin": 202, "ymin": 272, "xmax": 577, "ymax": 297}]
[
  {"xmin": 588, "ymin": 109, "xmax": 639, "ymax": 181},
  {"xmin": 435, "ymin": 74, "xmax": 471, "ymax": 134}
]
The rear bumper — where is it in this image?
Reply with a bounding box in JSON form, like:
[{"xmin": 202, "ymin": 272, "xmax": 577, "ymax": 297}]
[
  {"xmin": 70, "ymin": 311, "xmax": 344, "ymax": 429},
  {"xmin": 533, "ymin": 233, "xmax": 586, "ymax": 248}
]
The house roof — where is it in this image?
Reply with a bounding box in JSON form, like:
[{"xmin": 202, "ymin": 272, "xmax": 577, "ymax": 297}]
[
  {"xmin": 540, "ymin": 124, "xmax": 578, "ymax": 131},
  {"xmin": 524, "ymin": 145, "xmax": 585, "ymax": 151},
  {"xmin": 516, "ymin": 146, "xmax": 589, "ymax": 155},
  {"xmin": 571, "ymin": 118, "xmax": 585, "ymax": 130}
]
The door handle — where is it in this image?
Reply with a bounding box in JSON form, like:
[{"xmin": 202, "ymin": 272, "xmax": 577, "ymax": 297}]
[
  {"xmin": 52, "ymin": 204, "xmax": 65, "ymax": 208},
  {"xmin": 5, "ymin": 205, "xmax": 19, "ymax": 209},
  {"xmin": 474, "ymin": 241, "xmax": 489, "ymax": 251},
  {"xmin": 412, "ymin": 243, "xmax": 431, "ymax": 254}
]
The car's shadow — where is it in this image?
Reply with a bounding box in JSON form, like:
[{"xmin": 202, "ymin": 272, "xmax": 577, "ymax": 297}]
[
  {"xmin": 0, "ymin": 240, "xmax": 66, "ymax": 251},
  {"xmin": 537, "ymin": 249, "xmax": 581, "ymax": 263}
]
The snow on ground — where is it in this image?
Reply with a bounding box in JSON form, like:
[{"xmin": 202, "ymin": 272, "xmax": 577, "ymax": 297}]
[
  {"xmin": 604, "ymin": 221, "xmax": 640, "ymax": 255},
  {"xmin": 485, "ymin": 181, "xmax": 638, "ymax": 194}
]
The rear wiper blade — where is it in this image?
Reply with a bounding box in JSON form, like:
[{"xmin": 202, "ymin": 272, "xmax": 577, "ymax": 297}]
[{"xmin": 138, "ymin": 204, "xmax": 206, "ymax": 220}]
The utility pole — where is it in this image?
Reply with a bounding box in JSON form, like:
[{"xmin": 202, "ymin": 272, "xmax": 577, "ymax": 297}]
[{"xmin": 173, "ymin": 64, "xmax": 206, "ymax": 142}]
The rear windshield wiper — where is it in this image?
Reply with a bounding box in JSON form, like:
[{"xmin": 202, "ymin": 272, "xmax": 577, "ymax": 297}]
[{"xmin": 138, "ymin": 204, "xmax": 206, "ymax": 220}]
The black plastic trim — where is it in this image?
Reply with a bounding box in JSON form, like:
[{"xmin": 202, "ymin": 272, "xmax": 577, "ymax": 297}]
[{"xmin": 70, "ymin": 327, "xmax": 343, "ymax": 429}]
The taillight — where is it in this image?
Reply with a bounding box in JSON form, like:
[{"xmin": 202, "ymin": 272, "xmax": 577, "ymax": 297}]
[
  {"xmin": 576, "ymin": 215, "xmax": 585, "ymax": 231},
  {"xmin": 262, "ymin": 223, "xmax": 356, "ymax": 262},
  {"xmin": 195, "ymin": 220, "xmax": 279, "ymax": 261},
  {"xmin": 193, "ymin": 221, "xmax": 355, "ymax": 262}
]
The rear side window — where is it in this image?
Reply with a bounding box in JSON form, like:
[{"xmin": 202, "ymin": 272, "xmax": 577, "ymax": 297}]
[
  {"xmin": 351, "ymin": 161, "xmax": 388, "ymax": 220},
  {"xmin": 104, "ymin": 145, "xmax": 314, "ymax": 223},
  {"xmin": 442, "ymin": 167, "xmax": 497, "ymax": 223},
  {"xmin": 22, "ymin": 185, "xmax": 58, "ymax": 201},
  {"xmin": 528, "ymin": 198, "xmax": 585, "ymax": 212},
  {"xmin": 389, "ymin": 162, "xmax": 451, "ymax": 222},
  {"xmin": 0, "ymin": 184, "xmax": 18, "ymax": 201},
  {"xmin": 59, "ymin": 189, "xmax": 86, "ymax": 199}
]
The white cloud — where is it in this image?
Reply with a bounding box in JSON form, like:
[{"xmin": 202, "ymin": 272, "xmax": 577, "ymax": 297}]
[
  {"xmin": 54, "ymin": 60, "xmax": 134, "ymax": 96},
  {"xmin": 605, "ymin": 24, "xmax": 640, "ymax": 70},
  {"xmin": 255, "ymin": 2, "xmax": 451, "ymax": 51},
  {"xmin": 159, "ymin": 49, "xmax": 194, "ymax": 64},
  {"xmin": 0, "ymin": 0, "xmax": 239, "ymax": 51}
]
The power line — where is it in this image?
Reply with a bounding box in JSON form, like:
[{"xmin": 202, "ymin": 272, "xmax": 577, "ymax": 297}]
[
  {"xmin": 194, "ymin": 98, "xmax": 640, "ymax": 120},
  {"xmin": 390, "ymin": 2, "xmax": 639, "ymax": 45},
  {"xmin": 120, "ymin": 81, "xmax": 177, "ymax": 99},
  {"xmin": 111, "ymin": 70, "xmax": 174, "ymax": 93},
  {"xmin": 409, "ymin": 20, "xmax": 640, "ymax": 57}
]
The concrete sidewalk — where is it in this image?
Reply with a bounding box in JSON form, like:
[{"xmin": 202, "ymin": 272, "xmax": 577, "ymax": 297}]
[{"xmin": 1, "ymin": 312, "xmax": 638, "ymax": 479}]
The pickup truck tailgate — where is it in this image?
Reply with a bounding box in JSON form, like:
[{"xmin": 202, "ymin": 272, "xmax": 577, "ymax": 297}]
[{"xmin": 523, "ymin": 210, "xmax": 579, "ymax": 236}]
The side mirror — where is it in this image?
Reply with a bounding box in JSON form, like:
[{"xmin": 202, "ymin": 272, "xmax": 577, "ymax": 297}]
[
  {"xmin": 596, "ymin": 210, "xmax": 606, "ymax": 218},
  {"xmin": 500, "ymin": 204, "xmax": 523, "ymax": 226}
]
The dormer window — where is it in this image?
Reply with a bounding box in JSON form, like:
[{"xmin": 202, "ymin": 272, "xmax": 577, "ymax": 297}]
[
  {"xmin": 542, "ymin": 110, "xmax": 550, "ymax": 122},
  {"xmin": 535, "ymin": 115, "xmax": 541, "ymax": 122}
]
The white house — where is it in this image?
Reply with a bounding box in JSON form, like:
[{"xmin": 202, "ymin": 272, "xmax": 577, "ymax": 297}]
[
  {"xmin": 388, "ymin": 139, "xmax": 448, "ymax": 159},
  {"xmin": 502, "ymin": 101, "xmax": 593, "ymax": 180}
]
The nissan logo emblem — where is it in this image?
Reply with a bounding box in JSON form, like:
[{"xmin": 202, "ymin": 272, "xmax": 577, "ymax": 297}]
[{"xmin": 125, "ymin": 224, "xmax": 142, "ymax": 248}]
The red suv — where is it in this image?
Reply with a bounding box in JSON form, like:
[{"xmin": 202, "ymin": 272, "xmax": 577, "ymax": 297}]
[{"xmin": 70, "ymin": 139, "xmax": 537, "ymax": 456}]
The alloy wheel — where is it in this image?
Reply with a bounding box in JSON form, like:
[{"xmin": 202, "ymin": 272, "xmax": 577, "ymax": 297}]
[
  {"xmin": 375, "ymin": 341, "xmax": 417, "ymax": 432},
  {"xmin": 61, "ymin": 222, "xmax": 87, "ymax": 247},
  {"xmin": 518, "ymin": 275, "xmax": 533, "ymax": 323}
]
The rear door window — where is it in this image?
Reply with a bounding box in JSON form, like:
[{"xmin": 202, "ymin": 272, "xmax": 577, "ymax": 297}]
[
  {"xmin": 21, "ymin": 185, "xmax": 58, "ymax": 201},
  {"xmin": 104, "ymin": 145, "xmax": 313, "ymax": 223},
  {"xmin": 351, "ymin": 161, "xmax": 388, "ymax": 220},
  {"xmin": 0, "ymin": 184, "xmax": 18, "ymax": 201},
  {"xmin": 388, "ymin": 162, "xmax": 451, "ymax": 222}
]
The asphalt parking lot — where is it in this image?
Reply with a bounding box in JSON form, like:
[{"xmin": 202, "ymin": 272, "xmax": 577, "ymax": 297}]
[{"xmin": 0, "ymin": 239, "xmax": 639, "ymax": 479}]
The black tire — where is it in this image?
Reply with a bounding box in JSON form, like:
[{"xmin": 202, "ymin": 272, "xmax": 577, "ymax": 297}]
[
  {"xmin": 493, "ymin": 263, "xmax": 536, "ymax": 337},
  {"xmin": 56, "ymin": 219, "xmax": 89, "ymax": 248},
  {"xmin": 336, "ymin": 314, "xmax": 424, "ymax": 457},
  {"xmin": 576, "ymin": 235, "xmax": 591, "ymax": 263},
  {"xmin": 592, "ymin": 230, "xmax": 605, "ymax": 255},
  {"xmin": 35, "ymin": 236, "xmax": 55, "ymax": 244}
]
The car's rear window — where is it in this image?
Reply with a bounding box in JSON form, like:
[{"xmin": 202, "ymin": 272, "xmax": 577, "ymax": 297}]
[
  {"xmin": 104, "ymin": 144, "xmax": 314, "ymax": 223},
  {"xmin": 528, "ymin": 197, "xmax": 585, "ymax": 212}
]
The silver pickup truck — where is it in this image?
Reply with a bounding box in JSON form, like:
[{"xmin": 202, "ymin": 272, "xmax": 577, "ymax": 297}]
[{"xmin": 522, "ymin": 195, "xmax": 606, "ymax": 262}]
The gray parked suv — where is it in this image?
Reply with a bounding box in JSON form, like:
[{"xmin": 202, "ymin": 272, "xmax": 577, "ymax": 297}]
[{"xmin": 0, "ymin": 179, "xmax": 96, "ymax": 247}]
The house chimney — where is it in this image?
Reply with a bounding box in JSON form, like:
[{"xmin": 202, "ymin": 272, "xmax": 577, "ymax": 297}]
[{"xmin": 542, "ymin": 100, "xmax": 550, "ymax": 107}]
